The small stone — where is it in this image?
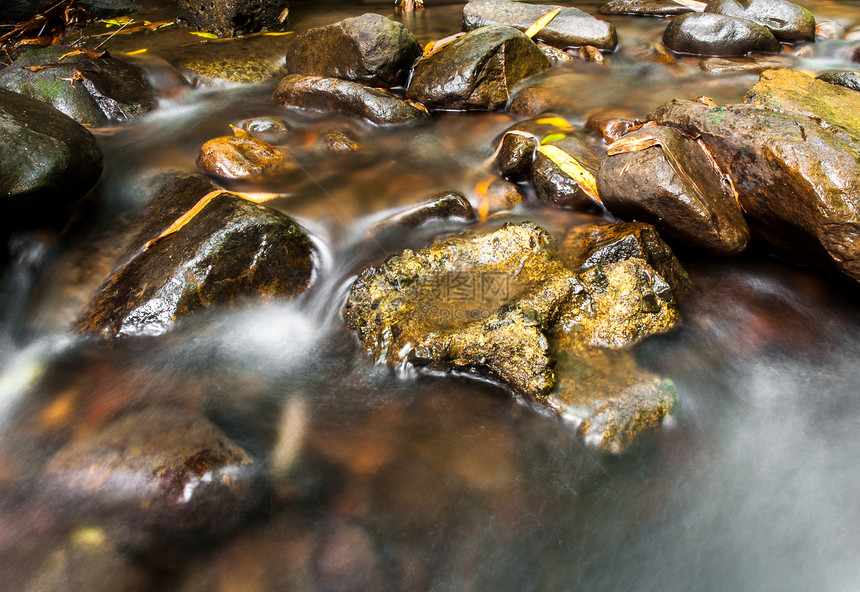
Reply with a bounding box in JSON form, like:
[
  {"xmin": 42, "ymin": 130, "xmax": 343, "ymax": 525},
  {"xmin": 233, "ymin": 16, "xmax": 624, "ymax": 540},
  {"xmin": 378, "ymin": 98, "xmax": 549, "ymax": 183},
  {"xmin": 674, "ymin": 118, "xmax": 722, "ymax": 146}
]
[{"xmin": 197, "ymin": 127, "xmax": 298, "ymax": 180}]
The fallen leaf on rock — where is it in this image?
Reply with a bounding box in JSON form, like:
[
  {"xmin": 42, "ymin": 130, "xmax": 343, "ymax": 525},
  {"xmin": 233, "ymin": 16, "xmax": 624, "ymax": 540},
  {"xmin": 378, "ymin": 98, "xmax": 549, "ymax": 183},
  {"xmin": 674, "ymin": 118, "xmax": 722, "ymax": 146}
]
[
  {"xmin": 536, "ymin": 144, "xmax": 601, "ymax": 204},
  {"xmin": 524, "ymin": 8, "xmax": 562, "ymax": 38}
]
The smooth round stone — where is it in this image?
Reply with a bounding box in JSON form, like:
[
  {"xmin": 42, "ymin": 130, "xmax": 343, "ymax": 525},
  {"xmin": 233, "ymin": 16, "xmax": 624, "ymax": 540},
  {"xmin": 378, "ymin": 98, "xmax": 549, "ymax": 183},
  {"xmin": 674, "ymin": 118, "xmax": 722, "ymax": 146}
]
[{"xmin": 663, "ymin": 12, "xmax": 782, "ymax": 57}]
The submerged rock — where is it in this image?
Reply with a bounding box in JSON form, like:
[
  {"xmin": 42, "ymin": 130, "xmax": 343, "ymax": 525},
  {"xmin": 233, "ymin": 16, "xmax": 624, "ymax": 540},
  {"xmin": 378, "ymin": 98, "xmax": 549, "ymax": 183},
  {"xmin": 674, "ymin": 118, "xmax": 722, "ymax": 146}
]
[
  {"xmin": 406, "ymin": 25, "xmax": 551, "ymax": 111},
  {"xmin": 283, "ymin": 13, "xmax": 422, "ymax": 88},
  {"xmin": 0, "ymin": 88, "xmax": 102, "ymax": 224},
  {"xmin": 343, "ymin": 222, "xmax": 685, "ymax": 451},
  {"xmin": 651, "ymin": 69, "xmax": 860, "ymax": 281},
  {"xmin": 273, "ymin": 74, "xmax": 428, "ymax": 125},
  {"xmin": 599, "ymin": 0, "xmax": 695, "ymax": 17},
  {"xmin": 177, "ymin": 0, "xmax": 288, "ymax": 37},
  {"xmin": 0, "ymin": 45, "xmax": 155, "ymax": 125},
  {"xmin": 705, "ymin": 0, "xmax": 815, "ymax": 44},
  {"xmin": 463, "ymin": 0, "xmax": 618, "ymax": 51},
  {"xmin": 197, "ymin": 127, "xmax": 298, "ymax": 180},
  {"xmin": 597, "ymin": 125, "xmax": 749, "ymax": 255},
  {"xmin": 698, "ymin": 55, "xmax": 795, "ymax": 74},
  {"xmin": 42, "ymin": 407, "xmax": 262, "ymax": 552},
  {"xmin": 76, "ymin": 175, "xmax": 315, "ymax": 338},
  {"xmin": 663, "ymin": 12, "xmax": 782, "ymax": 56}
]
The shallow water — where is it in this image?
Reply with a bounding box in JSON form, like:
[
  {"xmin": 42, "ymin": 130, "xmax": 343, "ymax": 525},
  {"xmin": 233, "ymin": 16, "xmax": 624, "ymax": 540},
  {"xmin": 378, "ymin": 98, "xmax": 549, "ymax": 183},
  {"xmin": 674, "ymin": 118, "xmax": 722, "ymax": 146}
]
[{"xmin": 2, "ymin": 1, "xmax": 860, "ymax": 590}]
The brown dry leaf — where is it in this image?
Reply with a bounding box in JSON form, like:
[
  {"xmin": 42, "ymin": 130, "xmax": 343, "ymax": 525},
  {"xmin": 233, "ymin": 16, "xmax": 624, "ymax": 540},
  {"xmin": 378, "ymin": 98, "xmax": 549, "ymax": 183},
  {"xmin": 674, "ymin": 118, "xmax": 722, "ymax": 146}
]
[
  {"xmin": 536, "ymin": 144, "xmax": 601, "ymax": 204},
  {"xmin": 524, "ymin": 8, "xmax": 562, "ymax": 39}
]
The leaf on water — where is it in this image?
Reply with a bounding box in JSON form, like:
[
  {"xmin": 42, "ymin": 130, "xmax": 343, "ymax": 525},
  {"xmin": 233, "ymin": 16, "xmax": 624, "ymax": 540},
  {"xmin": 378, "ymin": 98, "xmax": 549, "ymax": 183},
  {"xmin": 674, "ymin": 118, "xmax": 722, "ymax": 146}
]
[
  {"xmin": 190, "ymin": 31, "xmax": 218, "ymax": 39},
  {"xmin": 536, "ymin": 144, "xmax": 602, "ymax": 204},
  {"xmin": 143, "ymin": 190, "xmax": 282, "ymax": 251},
  {"xmin": 671, "ymin": 0, "xmax": 707, "ymax": 11},
  {"xmin": 122, "ymin": 48, "xmax": 148, "ymax": 55},
  {"xmin": 262, "ymin": 31, "xmax": 294, "ymax": 36},
  {"xmin": 540, "ymin": 133, "xmax": 567, "ymax": 144},
  {"xmin": 524, "ymin": 8, "xmax": 562, "ymax": 39},
  {"xmin": 533, "ymin": 116, "xmax": 574, "ymax": 131}
]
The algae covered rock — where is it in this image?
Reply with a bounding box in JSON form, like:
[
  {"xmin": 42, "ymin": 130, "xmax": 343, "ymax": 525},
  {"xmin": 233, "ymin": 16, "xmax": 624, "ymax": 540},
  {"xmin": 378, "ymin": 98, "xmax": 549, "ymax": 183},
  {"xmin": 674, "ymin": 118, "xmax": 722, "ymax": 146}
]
[
  {"xmin": 651, "ymin": 69, "xmax": 860, "ymax": 282},
  {"xmin": 0, "ymin": 88, "xmax": 103, "ymax": 224},
  {"xmin": 406, "ymin": 25, "xmax": 551, "ymax": 111},
  {"xmin": 597, "ymin": 125, "xmax": 750, "ymax": 255},
  {"xmin": 76, "ymin": 174, "xmax": 315, "ymax": 338},
  {"xmin": 343, "ymin": 221, "xmax": 686, "ymax": 451},
  {"xmin": 464, "ymin": 0, "xmax": 618, "ymax": 51},
  {"xmin": 273, "ymin": 74, "xmax": 429, "ymax": 125},
  {"xmin": 283, "ymin": 13, "xmax": 422, "ymax": 88},
  {"xmin": 0, "ymin": 45, "xmax": 155, "ymax": 125}
]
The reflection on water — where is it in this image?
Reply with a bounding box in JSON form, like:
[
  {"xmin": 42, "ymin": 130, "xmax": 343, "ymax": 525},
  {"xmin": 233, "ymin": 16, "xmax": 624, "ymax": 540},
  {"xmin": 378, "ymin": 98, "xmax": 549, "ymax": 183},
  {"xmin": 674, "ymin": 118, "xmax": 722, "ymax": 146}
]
[{"xmin": 2, "ymin": 0, "xmax": 860, "ymax": 590}]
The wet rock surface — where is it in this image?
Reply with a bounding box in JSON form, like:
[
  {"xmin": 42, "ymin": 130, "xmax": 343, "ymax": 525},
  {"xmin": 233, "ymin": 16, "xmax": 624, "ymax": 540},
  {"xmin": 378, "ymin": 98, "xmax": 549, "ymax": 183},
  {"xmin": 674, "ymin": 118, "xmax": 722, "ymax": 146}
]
[
  {"xmin": 463, "ymin": 0, "xmax": 618, "ymax": 51},
  {"xmin": 75, "ymin": 174, "xmax": 315, "ymax": 338},
  {"xmin": 283, "ymin": 13, "xmax": 422, "ymax": 88},
  {"xmin": 274, "ymin": 74, "xmax": 429, "ymax": 125},
  {"xmin": 42, "ymin": 407, "xmax": 262, "ymax": 552},
  {"xmin": 343, "ymin": 221, "xmax": 685, "ymax": 450},
  {"xmin": 597, "ymin": 125, "xmax": 750, "ymax": 255},
  {"xmin": 0, "ymin": 88, "xmax": 103, "ymax": 224},
  {"xmin": 663, "ymin": 12, "xmax": 782, "ymax": 56},
  {"xmin": 406, "ymin": 25, "xmax": 551, "ymax": 111},
  {"xmin": 706, "ymin": 0, "xmax": 816, "ymax": 44},
  {"xmin": 651, "ymin": 69, "xmax": 860, "ymax": 281},
  {"xmin": 197, "ymin": 127, "xmax": 298, "ymax": 180},
  {"xmin": 599, "ymin": 0, "xmax": 695, "ymax": 16},
  {"xmin": 0, "ymin": 45, "xmax": 155, "ymax": 125},
  {"xmin": 816, "ymin": 70, "xmax": 860, "ymax": 92},
  {"xmin": 532, "ymin": 134, "xmax": 604, "ymax": 210},
  {"xmin": 177, "ymin": 0, "xmax": 288, "ymax": 37}
]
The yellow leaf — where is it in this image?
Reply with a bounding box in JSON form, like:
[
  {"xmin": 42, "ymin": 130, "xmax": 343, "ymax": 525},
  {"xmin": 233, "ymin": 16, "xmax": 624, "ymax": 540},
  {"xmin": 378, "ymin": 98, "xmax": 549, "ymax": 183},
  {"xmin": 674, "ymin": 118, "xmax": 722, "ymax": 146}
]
[
  {"xmin": 540, "ymin": 133, "xmax": 567, "ymax": 144},
  {"xmin": 524, "ymin": 8, "xmax": 562, "ymax": 39},
  {"xmin": 190, "ymin": 31, "xmax": 218, "ymax": 39},
  {"xmin": 533, "ymin": 116, "xmax": 574, "ymax": 131},
  {"xmin": 262, "ymin": 31, "xmax": 294, "ymax": 36},
  {"xmin": 122, "ymin": 48, "xmax": 148, "ymax": 55},
  {"xmin": 536, "ymin": 145, "xmax": 601, "ymax": 204}
]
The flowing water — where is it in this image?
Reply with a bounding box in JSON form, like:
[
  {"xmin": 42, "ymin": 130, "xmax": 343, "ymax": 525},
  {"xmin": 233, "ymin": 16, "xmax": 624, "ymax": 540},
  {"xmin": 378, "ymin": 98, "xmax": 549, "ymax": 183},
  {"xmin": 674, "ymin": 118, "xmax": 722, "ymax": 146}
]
[{"xmin": 2, "ymin": 1, "xmax": 860, "ymax": 590}]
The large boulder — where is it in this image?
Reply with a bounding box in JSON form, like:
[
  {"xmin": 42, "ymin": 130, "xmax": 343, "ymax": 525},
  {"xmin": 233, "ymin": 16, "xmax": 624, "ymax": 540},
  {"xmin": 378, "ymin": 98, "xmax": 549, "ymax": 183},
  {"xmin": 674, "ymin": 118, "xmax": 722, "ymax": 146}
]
[
  {"xmin": 705, "ymin": 0, "xmax": 815, "ymax": 44},
  {"xmin": 177, "ymin": 0, "xmax": 289, "ymax": 37},
  {"xmin": 283, "ymin": 13, "xmax": 422, "ymax": 88},
  {"xmin": 75, "ymin": 174, "xmax": 315, "ymax": 338},
  {"xmin": 343, "ymin": 221, "xmax": 687, "ymax": 451},
  {"xmin": 597, "ymin": 125, "xmax": 750, "ymax": 255},
  {"xmin": 651, "ymin": 69, "xmax": 860, "ymax": 281},
  {"xmin": 0, "ymin": 88, "xmax": 102, "ymax": 224},
  {"xmin": 0, "ymin": 45, "xmax": 155, "ymax": 125},
  {"xmin": 273, "ymin": 74, "xmax": 429, "ymax": 125},
  {"xmin": 463, "ymin": 0, "xmax": 618, "ymax": 51},
  {"xmin": 405, "ymin": 25, "xmax": 551, "ymax": 111},
  {"xmin": 663, "ymin": 12, "xmax": 782, "ymax": 56}
]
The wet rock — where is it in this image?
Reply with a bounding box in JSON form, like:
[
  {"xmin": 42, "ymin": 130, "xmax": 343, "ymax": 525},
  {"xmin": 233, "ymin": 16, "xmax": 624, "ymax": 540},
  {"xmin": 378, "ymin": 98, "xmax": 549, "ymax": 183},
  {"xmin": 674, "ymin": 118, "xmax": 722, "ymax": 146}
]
[
  {"xmin": 273, "ymin": 74, "xmax": 428, "ymax": 125},
  {"xmin": 315, "ymin": 127, "xmax": 362, "ymax": 153},
  {"xmin": 0, "ymin": 88, "xmax": 102, "ymax": 224},
  {"xmin": 698, "ymin": 55, "xmax": 794, "ymax": 73},
  {"xmin": 197, "ymin": 127, "xmax": 298, "ymax": 180},
  {"xmin": 0, "ymin": 0, "xmax": 137, "ymax": 25},
  {"xmin": 76, "ymin": 175, "xmax": 315, "ymax": 338},
  {"xmin": 0, "ymin": 45, "xmax": 155, "ymax": 125},
  {"xmin": 705, "ymin": 0, "xmax": 815, "ymax": 44},
  {"xmin": 283, "ymin": 13, "xmax": 422, "ymax": 88},
  {"xmin": 475, "ymin": 177, "xmax": 526, "ymax": 213},
  {"xmin": 508, "ymin": 87, "xmax": 564, "ymax": 116},
  {"xmin": 406, "ymin": 25, "xmax": 551, "ymax": 112},
  {"xmin": 599, "ymin": 0, "xmax": 695, "ymax": 17},
  {"xmin": 377, "ymin": 191, "xmax": 475, "ymax": 230},
  {"xmin": 816, "ymin": 70, "xmax": 860, "ymax": 92},
  {"xmin": 538, "ymin": 42, "xmax": 576, "ymax": 64},
  {"xmin": 177, "ymin": 0, "xmax": 289, "ymax": 37},
  {"xmin": 493, "ymin": 114, "xmax": 577, "ymax": 182},
  {"xmin": 557, "ymin": 221, "xmax": 695, "ymax": 299},
  {"xmin": 663, "ymin": 12, "xmax": 782, "ymax": 56},
  {"xmin": 651, "ymin": 69, "xmax": 860, "ymax": 281},
  {"xmin": 597, "ymin": 126, "xmax": 749, "ymax": 255},
  {"xmin": 532, "ymin": 134, "xmax": 604, "ymax": 210},
  {"xmin": 585, "ymin": 113, "xmax": 644, "ymax": 143},
  {"xmin": 463, "ymin": 0, "xmax": 618, "ymax": 51},
  {"xmin": 343, "ymin": 222, "xmax": 684, "ymax": 450},
  {"xmin": 41, "ymin": 407, "xmax": 262, "ymax": 552},
  {"xmin": 239, "ymin": 116, "xmax": 292, "ymax": 143}
]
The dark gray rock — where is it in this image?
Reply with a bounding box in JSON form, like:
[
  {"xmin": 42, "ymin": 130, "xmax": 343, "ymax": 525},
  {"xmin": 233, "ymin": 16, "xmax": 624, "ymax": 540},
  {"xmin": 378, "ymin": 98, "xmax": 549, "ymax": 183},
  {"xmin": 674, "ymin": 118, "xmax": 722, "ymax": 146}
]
[
  {"xmin": 283, "ymin": 13, "xmax": 422, "ymax": 88},
  {"xmin": 599, "ymin": 0, "xmax": 695, "ymax": 17},
  {"xmin": 406, "ymin": 25, "xmax": 551, "ymax": 111},
  {"xmin": 0, "ymin": 45, "xmax": 155, "ymax": 125},
  {"xmin": 273, "ymin": 74, "xmax": 429, "ymax": 125},
  {"xmin": 706, "ymin": 0, "xmax": 815, "ymax": 44},
  {"xmin": 663, "ymin": 12, "xmax": 782, "ymax": 56},
  {"xmin": 0, "ymin": 88, "xmax": 102, "ymax": 224},
  {"xmin": 816, "ymin": 70, "xmax": 860, "ymax": 92},
  {"xmin": 0, "ymin": 0, "xmax": 136, "ymax": 25},
  {"xmin": 464, "ymin": 0, "xmax": 618, "ymax": 51},
  {"xmin": 532, "ymin": 134, "xmax": 604, "ymax": 210},
  {"xmin": 177, "ymin": 0, "xmax": 289, "ymax": 37},
  {"xmin": 75, "ymin": 174, "xmax": 315, "ymax": 338},
  {"xmin": 597, "ymin": 126, "xmax": 750, "ymax": 255}
]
